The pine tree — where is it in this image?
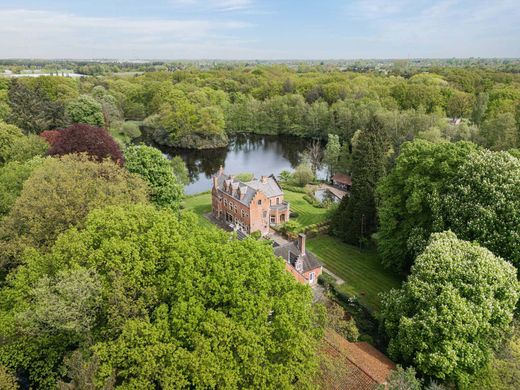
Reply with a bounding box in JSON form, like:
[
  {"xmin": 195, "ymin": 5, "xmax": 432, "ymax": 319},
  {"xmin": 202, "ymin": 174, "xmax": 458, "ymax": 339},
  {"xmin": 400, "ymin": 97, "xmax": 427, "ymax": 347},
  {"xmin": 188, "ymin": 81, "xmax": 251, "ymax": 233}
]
[{"xmin": 331, "ymin": 114, "xmax": 387, "ymax": 245}]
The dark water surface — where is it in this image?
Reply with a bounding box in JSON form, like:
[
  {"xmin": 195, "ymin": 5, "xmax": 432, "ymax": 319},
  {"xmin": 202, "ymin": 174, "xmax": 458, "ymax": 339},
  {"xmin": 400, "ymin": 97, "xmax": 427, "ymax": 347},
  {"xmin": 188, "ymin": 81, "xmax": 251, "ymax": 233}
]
[{"xmin": 155, "ymin": 134, "xmax": 324, "ymax": 194}]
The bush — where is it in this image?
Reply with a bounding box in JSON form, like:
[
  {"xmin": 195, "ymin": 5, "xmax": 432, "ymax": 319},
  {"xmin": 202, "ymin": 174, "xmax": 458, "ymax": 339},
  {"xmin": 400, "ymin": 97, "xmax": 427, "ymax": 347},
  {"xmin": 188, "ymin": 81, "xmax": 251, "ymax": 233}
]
[
  {"xmin": 48, "ymin": 124, "xmax": 124, "ymax": 165},
  {"xmin": 235, "ymin": 172, "xmax": 254, "ymax": 182},
  {"xmin": 293, "ymin": 163, "xmax": 314, "ymax": 186},
  {"xmin": 280, "ymin": 184, "xmax": 306, "ymax": 193},
  {"xmin": 289, "ymin": 211, "xmax": 299, "ymax": 218}
]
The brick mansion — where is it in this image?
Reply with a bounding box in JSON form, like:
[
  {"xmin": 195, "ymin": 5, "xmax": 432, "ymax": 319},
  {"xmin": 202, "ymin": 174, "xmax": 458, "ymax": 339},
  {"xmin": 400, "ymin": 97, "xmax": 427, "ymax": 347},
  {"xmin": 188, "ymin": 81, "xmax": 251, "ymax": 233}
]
[{"xmin": 211, "ymin": 167, "xmax": 290, "ymax": 236}]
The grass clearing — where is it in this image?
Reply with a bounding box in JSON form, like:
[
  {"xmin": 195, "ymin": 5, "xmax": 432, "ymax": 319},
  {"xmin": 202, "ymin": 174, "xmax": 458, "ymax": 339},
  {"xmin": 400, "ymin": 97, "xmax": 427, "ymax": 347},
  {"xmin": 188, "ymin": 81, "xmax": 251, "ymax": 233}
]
[
  {"xmin": 307, "ymin": 235, "xmax": 402, "ymax": 313},
  {"xmin": 284, "ymin": 190, "xmax": 328, "ymax": 226},
  {"xmin": 182, "ymin": 192, "xmax": 214, "ymax": 229}
]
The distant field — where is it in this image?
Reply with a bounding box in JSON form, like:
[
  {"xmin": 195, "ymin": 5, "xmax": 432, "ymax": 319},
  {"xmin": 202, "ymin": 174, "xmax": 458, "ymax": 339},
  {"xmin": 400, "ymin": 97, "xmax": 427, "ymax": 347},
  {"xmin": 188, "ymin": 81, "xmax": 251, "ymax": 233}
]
[
  {"xmin": 283, "ymin": 190, "xmax": 329, "ymax": 226},
  {"xmin": 182, "ymin": 192, "xmax": 214, "ymax": 229},
  {"xmin": 307, "ymin": 235, "xmax": 402, "ymax": 313}
]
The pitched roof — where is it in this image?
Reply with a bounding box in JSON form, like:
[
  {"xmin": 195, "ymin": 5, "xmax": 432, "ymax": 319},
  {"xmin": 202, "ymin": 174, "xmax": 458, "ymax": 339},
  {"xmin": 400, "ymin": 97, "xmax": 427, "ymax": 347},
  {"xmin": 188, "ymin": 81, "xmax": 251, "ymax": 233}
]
[
  {"xmin": 244, "ymin": 175, "xmax": 283, "ymax": 198},
  {"xmin": 320, "ymin": 329, "xmax": 395, "ymax": 389},
  {"xmin": 331, "ymin": 173, "xmax": 352, "ymax": 186},
  {"xmin": 213, "ymin": 172, "xmax": 284, "ymax": 206},
  {"xmin": 214, "ymin": 173, "xmax": 258, "ymax": 206},
  {"xmin": 274, "ymin": 241, "xmax": 322, "ymax": 273}
]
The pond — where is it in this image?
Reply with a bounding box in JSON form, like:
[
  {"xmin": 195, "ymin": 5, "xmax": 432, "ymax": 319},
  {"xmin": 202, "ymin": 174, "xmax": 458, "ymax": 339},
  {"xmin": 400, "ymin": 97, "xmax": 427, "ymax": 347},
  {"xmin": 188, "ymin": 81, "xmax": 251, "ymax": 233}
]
[
  {"xmin": 314, "ymin": 188, "xmax": 340, "ymax": 204},
  {"xmin": 154, "ymin": 134, "xmax": 327, "ymax": 194}
]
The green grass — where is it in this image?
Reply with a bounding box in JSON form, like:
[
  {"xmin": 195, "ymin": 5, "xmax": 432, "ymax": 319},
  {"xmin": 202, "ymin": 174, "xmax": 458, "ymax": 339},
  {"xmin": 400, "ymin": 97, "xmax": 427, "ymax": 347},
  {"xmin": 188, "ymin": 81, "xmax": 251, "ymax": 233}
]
[
  {"xmin": 284, "ymin": 190, "xmax": 328, "ymax": 226},
  {"xmin": 182, "ymin": 192, "xmax": 214, "ymax": 229},
  {"xmin": 307, "ymin": 235, "xmax": 402, "ymax": 313}
]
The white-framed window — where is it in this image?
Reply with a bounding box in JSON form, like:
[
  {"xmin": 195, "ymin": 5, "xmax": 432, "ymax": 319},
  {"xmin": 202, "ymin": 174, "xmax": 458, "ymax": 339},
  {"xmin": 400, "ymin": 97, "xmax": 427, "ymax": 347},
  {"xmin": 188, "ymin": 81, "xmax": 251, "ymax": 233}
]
[{"xmin": 309, "ymin": 272, "xmax": 315, "ymax": 283}]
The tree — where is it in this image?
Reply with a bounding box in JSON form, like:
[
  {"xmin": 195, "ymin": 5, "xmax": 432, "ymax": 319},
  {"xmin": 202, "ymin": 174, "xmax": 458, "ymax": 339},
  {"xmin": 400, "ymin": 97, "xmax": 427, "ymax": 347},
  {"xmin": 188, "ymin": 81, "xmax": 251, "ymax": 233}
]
[
  {"xmin": 0, "ymin": 122, "xmax": 48, "ymax": 166},
  {"xmin": 445, "ymin": 90, "xmax": 474, "ymax": 119},
  {"xmin": 376, "ymin": 140, "xmax": 478, "ymax": 272},
  {"xmin": 7, "ymin": 79, "xmax": 65, "ymax": 133},
  {"xmin": 332, "ymin": 115, "xmax": 388, "ymax": 246},
  {"xmin": 471, "ymin": 92, "xmax": 489, "ymax": 126},
  {"xmin": 170, "ymin": 155, "xmax": 190, "ymax": 185},
  {"xmin": 0, "ymin": 157, "xmax": 44, "ymax": 217},
  {"xmin": 39, "ymin": 130, "xmax": 61, "ymax": 146},
  {"xmin": 124, "ymin": 145, "xmax": 183, "ymax": 209},
  {"xmin": 48, "ymin": 124, "xmax": 124, "ymax": 165},
  {"xmin": 0, "ymin": 205, "xmax": 323, "ymax": 388},
  {"xmin": 0, "ymin": 365, "xmax": 18, "ymax": 389},
  {"xmin": 293, "ymin": 162, "xmax": 314, "ymax": 186},
  {"xmin": 480, "ymin": 112, "xmax": 519, "ymax": 150},
  {"xmin": 443, "ymin": 150, "xmax": 520, "ymax": 267},
  {"xmin": 65, "ymin": 95, "xmax": 104, "ymax": 127},
  {"xmin": 469, "ymin": 322, "xmax": 520, "ymax": 390},
  {"xmin": 323, "ymin": 134, "xmax": 341, "ymax": 176},
  {"xmin": 0, "ymin": 154, "xmax": 148, "ymax": 275},
  {"xmin": 381, "ymin": 231, "xmax": 519, "ymax": 385},
  {"xmin": 382, "ymin": 366, "xmax": 422, "ymax": 390}
]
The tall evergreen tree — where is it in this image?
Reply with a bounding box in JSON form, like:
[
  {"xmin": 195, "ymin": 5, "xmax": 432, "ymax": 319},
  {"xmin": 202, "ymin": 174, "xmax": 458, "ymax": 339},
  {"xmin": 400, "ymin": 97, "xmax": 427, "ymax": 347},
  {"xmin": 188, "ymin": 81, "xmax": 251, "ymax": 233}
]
[{"xmin": 331, "ymin": 114, "xmax": 388, "ymax": 245}]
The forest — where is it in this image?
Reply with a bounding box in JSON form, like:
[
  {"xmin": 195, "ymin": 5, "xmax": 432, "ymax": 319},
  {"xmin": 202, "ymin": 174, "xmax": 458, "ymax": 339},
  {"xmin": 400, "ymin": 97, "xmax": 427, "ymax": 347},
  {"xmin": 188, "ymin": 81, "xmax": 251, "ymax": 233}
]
[{"xmin": 0, "ymin": 61, "xmax": 520, "ymax": 389}]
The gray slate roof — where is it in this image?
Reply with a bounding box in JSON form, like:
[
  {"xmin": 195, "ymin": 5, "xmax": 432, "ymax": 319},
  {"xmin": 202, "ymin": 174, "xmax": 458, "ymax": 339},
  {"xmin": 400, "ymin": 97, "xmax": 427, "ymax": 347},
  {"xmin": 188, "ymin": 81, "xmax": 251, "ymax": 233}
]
[
  {"xmin": 274, "ymin": 242, "xmax": 322, "ymax": 273},
  {"xmin": 213, "ymin": 173, "xmax": 283, "ymax": 206},
  {"xmin": 244, "ymin": 175, "xmax": 283, "ymax": 198}
]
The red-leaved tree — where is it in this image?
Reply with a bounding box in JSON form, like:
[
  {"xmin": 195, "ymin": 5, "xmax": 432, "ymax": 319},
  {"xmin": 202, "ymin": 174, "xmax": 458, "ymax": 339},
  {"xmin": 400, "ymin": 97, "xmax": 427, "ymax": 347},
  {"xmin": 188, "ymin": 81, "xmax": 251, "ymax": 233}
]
[
  {"xmin": 40, "ymin": 130, "xmax": 62, "ymax": 146},
  {"xmin": 48, "ymin": 124, "xmax": 124, "ymax": 165}
]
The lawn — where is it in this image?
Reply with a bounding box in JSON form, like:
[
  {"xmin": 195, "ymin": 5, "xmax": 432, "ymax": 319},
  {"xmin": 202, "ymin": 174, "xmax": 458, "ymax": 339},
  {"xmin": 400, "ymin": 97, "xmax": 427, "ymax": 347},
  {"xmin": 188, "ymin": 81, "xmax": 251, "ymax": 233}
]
[
  {"xmin": 283, "ymin": 190, "xmax": 329, "ymax": 226},
  {"xmin": 182, "ymin": 192, "xmax": 214, "ymax": 229},
  {"xmin": 307, "ymin": 235, "xmax": 402, "ymax": 313}
]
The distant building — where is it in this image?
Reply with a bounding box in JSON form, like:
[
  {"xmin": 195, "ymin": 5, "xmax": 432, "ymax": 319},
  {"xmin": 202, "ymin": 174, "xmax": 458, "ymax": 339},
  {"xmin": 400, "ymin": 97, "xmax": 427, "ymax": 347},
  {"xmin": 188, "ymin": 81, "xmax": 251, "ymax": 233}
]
[
  {"xmin": 274, "ymin": 233, "xmax": 322, "ymax": 286},
  {"xmin": 212, "ymin": 167, "xmax": 290, "ymax": 236},
  {"xmin": 331, "ymin": 173, "xmax": 352, "ymax": 191}
]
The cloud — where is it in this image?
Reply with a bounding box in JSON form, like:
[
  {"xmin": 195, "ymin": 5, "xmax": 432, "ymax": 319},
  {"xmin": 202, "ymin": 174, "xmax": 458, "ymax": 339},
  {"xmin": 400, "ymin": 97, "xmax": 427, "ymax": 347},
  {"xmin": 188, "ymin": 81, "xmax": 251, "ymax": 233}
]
[
  {"xmin": 342, "ymin": 0, "xmax": 520, "ymax": 57},
  {"xmin": 169, "ymin": 0, "xmax": 255, "ymax": 12},
  {"xmin": 0, "ymin": 8, "xmax": 257, "ymax": 59}
]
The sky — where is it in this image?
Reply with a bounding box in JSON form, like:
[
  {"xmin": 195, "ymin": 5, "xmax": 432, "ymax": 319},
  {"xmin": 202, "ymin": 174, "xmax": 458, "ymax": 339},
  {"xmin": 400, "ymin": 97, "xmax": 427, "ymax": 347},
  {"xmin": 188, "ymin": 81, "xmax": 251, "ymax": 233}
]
[{"xmin": 0, "ymin": 0, "xmax": 519, "ymax": 59}]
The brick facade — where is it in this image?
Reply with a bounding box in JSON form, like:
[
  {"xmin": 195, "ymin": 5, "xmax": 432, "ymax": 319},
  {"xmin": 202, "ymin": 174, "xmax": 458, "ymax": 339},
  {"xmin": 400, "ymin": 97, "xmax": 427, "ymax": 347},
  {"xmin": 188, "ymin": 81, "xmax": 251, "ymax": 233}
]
[{"xmin": 212, "ymin": 169, "xmax": 290, "ymax": 236}]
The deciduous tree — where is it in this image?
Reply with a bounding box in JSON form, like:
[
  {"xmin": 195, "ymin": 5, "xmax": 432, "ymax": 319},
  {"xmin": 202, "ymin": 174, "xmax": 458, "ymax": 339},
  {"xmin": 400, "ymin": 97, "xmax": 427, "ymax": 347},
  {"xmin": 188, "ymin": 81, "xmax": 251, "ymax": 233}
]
[
  {"xmin": 381, "ymin": 231, "xmax": 519, "ymax": 385},
  {"xmin": 48, "ymin": 124, "xmax": 124, "ymax": 164},
  {"xmin": 124, "ymin": 145, "xmax": 183, "ymax": 209}
]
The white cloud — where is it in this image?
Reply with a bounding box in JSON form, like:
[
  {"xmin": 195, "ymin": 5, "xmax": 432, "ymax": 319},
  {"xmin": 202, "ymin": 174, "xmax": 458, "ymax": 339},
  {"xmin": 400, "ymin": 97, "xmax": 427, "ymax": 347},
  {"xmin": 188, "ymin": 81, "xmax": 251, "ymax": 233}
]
[
  {"xmin": 170, "ymin": 0, "xmax": 254, "ymax": 12},
  {"xmin": 342, "ymin": 0, "xmax": 520, "ymax": 58},
  {"xmin": 0, "ymin": 8, "xmax": 258, "ymax": 59}
]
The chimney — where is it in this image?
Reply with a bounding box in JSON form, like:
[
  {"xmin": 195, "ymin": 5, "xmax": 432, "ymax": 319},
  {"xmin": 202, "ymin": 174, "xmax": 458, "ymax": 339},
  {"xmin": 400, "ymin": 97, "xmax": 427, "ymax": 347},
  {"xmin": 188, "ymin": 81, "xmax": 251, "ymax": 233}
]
[
  {"xmin": 261, "ymin": 175, "xmax": 268, "ymax": 184},
  {"xmin": 298, "ymin": 233, "xmax": 306, "ymax": 255},
  {"xmin": 212, "ymin": 175, "xmax": 218, "ymax": 188},
  {"xmin": 219, "ymin": 165, "xmax": 224, "ymax": 175}
]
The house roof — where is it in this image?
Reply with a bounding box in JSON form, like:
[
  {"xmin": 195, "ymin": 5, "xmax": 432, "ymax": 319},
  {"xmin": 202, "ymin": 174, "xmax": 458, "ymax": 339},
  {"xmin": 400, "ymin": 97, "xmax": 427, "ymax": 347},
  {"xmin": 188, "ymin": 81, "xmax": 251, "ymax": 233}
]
[
  {"xmin": 320, "ymin": 329, "xmax": 395, "ymax": 390},
  {"xmin": 214, "ymin": 173, "xmax": 258, "ymax": 206},
  {"xmin": 331, "ymin": 173, "xmax": 352, "ymax": 186},
  {"xmin": 273, "ymin": 241, "xmax": 322, "ymax": 273},
  {"xmin": 244, "ymin": 175, "xmax": 283, "ymax": 198},
  {"xmin": 213, "ymin": 172, "xmax": 283, "ymax": 206}
]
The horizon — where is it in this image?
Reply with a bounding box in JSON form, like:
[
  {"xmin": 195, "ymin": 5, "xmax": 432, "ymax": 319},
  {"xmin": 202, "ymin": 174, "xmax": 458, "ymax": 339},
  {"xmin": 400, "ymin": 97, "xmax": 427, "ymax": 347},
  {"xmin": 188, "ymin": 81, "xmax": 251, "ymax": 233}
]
[{"xmin": 1, "ymin": 0, "xmax": 519, "ymax": 59}]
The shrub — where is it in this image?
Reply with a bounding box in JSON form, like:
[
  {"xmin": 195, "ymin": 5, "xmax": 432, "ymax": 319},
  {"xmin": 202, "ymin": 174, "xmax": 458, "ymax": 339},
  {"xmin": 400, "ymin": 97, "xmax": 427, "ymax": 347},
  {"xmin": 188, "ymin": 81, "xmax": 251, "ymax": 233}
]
[
  {"xmin": 235, "ymin": 172, "xmax": 254, "ymax": 182},
  {"xmin": 293, "ymin": 163, "xmax": 314, "ymax": 186},
  {"xmin": 48, "ymin": 124, "xmax": 124, "ymax": 165},
  {"xmin": 289, "ymin": 211, "xmax": 299, "ymax": 218}
]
